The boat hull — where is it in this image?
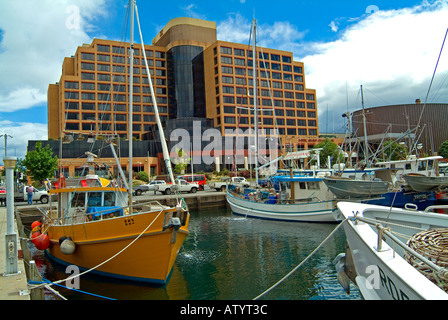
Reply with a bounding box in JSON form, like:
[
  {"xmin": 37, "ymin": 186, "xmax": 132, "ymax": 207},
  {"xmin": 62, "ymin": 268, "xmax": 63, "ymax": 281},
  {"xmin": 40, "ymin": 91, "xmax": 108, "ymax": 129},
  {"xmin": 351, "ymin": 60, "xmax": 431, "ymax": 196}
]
[
  {"xmin": 45, "ymin": 208, "xmax": 189, "ymax": 285},
  {"xmin": 323, "ymin": 177, "xmax": 389, "ymax": 198},
  {"xmin": 404, "ymin": 173, "xmax": 448, "ymax": 192},
  {"xmin": 338, "ymin": 202, "xmax": 448, "ymax": 300},
  {"xmin": 227, "ymin": 189, "xmax": 338, "ymax": 222}
]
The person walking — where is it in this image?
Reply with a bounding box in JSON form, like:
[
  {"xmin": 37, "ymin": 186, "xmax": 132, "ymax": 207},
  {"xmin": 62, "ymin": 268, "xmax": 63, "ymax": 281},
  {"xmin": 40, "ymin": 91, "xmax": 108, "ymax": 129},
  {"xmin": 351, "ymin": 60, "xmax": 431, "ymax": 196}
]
[{"xmin": 26, "ymin": 184, "xmax": 34, "ymax": 205}]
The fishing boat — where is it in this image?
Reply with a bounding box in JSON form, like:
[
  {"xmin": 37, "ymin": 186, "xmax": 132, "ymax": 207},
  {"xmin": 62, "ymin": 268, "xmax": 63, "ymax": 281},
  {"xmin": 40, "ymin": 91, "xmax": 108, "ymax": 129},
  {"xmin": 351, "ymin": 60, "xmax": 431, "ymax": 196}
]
[
  {"xmin": 335, "ymin": 201, "xmax": 448, "ymax": 299},
  {"xmin": 403, "ymin": 173, "xmax": 448, "ymax": 192},
  {"xmin": 36, "ymin": 0, "xmax": 189, "ymax": 285},
  {"xmin": 322, "ymin": 175, "xmax": 389, "ymax": 198},
  {"xmin": 227, "ymin": 174, "xmax": 338, "ymax": 222}
]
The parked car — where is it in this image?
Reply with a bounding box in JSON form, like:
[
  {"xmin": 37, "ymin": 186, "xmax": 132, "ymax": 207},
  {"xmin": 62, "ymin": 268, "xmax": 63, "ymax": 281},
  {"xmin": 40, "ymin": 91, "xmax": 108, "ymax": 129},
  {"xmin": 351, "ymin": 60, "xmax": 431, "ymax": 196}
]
[
  {"xmin": 155, "ymin": 179, "xmax": 199, "ymax": 195},
  {"xmin": 209, "ymin": 176, "xmax": 250, "ymax": 192},
  {"xmin": 133, "ymin": 180, "xmax": 167, "ymax": 196},
  {"xmin": 177, "ymin": 174, "xmax": 206, "ymax": 190}
]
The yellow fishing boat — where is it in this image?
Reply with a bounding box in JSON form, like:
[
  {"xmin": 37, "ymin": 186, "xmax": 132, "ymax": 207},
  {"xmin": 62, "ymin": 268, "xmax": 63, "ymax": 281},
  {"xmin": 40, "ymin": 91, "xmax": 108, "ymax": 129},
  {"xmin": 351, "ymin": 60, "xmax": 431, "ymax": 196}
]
[{"xmin": 41, "ymin": 175, "xmax": 189, "ymax": 285}]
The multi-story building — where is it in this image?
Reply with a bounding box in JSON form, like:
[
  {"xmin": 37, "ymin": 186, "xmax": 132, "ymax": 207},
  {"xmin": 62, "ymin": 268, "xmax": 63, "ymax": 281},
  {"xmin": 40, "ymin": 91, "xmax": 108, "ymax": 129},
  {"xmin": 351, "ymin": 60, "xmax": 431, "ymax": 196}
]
[{"xmin": 46, "ymin": 17, "xmax": 329, "ymax": 176}]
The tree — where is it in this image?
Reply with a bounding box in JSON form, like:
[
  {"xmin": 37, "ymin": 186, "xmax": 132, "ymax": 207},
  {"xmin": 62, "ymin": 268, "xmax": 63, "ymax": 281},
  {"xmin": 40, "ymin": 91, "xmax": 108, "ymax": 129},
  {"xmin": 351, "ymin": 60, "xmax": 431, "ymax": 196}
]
[
  {"xmin": 22, "ymin": 141, "xmax": 58, "ymax": 185},
  {"xmin": 438, "ymin": 140, "xmax": 448, "ymax": 159},
  {"xmin": 309, "ymin": 138, "xmax": 343, "ymax": 168},
  {"xmin": 381, "ymin": 141, "xmax": 408, "ymax": 161}
]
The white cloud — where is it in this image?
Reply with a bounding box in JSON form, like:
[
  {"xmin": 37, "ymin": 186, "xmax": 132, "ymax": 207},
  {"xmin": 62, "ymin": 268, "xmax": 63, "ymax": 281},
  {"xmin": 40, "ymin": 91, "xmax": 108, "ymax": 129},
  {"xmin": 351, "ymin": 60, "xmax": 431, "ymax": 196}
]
[
  {"xmin": 0, "ymin": 121, "xmax": 47, "ymax": 163},
  {"xmin": 0, "ymin": 0, "xmax": 107, "ymax": 113},
  {"xmin": 301, "ymin": 1, "xmax": 448, "ymax": 133},
  {"xmin": 217, "ymin": 13, "xmax": 307, "ymax": 51}
]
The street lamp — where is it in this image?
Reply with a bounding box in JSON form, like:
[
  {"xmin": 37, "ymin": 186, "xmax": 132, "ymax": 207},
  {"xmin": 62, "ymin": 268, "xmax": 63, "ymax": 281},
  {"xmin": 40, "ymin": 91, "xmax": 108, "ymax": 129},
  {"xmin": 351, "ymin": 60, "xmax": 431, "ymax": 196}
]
[{"xmin": 3, "ymin": 156, "xmax": 18, "ymax": 275}]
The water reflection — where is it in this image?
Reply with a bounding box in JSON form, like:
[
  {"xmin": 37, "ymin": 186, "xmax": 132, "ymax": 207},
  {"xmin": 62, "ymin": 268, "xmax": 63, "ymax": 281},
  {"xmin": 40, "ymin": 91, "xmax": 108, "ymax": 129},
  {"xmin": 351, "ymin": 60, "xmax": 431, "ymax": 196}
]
[{"xmin": 34, "ymin": 207, "xmax": 361, "ymax": 300}]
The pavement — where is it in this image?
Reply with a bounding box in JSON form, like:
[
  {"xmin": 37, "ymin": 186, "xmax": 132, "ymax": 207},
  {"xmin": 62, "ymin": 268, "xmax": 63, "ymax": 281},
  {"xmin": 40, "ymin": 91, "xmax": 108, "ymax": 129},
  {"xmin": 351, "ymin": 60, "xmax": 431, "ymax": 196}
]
[{"xmin": 0, "ymin": 206, "xmax": 30, "ymax": 300}]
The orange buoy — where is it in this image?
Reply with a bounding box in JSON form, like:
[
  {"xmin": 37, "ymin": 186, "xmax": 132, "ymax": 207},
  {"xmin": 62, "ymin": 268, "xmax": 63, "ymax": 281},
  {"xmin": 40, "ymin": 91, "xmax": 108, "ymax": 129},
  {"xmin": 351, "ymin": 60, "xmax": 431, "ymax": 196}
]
[
  {"xmin": 31, "ymin": 231, "xmax": 41, "ymax": 244},
  {"xmin": 31, "ymin": 221, "xmax": 41, "ymax": 230},
  {"xmin": 34, "ymin": 233, "xmax": 50, "ymax": 250}
]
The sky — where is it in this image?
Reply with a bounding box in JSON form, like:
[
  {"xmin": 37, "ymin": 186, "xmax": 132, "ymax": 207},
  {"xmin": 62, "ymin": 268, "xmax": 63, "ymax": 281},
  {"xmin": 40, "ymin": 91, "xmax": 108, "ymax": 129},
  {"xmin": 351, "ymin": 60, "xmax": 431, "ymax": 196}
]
[{"xmin": 0, "ymin": 0, "xmax": 447, "ymax": 163}]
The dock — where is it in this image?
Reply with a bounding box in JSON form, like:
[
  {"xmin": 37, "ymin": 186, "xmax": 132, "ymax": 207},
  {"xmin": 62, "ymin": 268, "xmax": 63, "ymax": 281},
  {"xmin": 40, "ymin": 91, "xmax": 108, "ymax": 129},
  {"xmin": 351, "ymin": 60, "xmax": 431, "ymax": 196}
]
[{"xmin": 0, "ymin": 206, "xmax": 30, "ymax": 300}]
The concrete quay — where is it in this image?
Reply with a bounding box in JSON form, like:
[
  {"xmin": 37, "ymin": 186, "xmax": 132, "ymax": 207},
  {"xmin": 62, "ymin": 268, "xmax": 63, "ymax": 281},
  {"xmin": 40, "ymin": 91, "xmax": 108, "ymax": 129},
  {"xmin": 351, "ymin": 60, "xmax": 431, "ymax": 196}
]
[{"xmin": 0, "ymin": 206, "xmax": 30, "ymax": 300}]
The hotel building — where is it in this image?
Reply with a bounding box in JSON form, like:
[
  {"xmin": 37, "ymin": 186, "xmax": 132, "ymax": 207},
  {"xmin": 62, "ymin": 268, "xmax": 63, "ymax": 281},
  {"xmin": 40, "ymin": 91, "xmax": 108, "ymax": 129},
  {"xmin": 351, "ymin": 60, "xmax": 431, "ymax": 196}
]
[{"xmin": 46, "ymin": 17, "xmax": 329, "ymax": 175}]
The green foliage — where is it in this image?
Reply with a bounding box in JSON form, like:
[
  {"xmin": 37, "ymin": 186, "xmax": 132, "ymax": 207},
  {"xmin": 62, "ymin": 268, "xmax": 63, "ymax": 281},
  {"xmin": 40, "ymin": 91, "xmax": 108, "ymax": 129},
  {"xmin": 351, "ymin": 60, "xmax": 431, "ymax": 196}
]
[
  {"xmin": 381, "ymin": 141, "xmax": 408, "ymax": 161},
  {"xmin": 310, "ymin": 138, "xmax": 343, "ymax": 168},
  {"xmin": 22, "ymin": 141, "xmax": 58, "ymax": 185},
  {"xmin": 135, "ymin": 171, "xmax": 149, "ymax": 182},
  {"xmin": 438, "ymin": 140, "xmax": 448, "ymax": 159}
]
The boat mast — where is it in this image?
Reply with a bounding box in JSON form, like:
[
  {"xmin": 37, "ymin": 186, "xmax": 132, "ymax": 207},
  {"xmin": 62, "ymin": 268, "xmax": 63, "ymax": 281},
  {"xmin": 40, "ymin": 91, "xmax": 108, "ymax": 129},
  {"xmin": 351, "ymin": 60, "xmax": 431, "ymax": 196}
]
[
  {"xmin": 134, "ymin": 3, "xmax": 176, "ymax": 186},
  {"xmin": 128, "ymin": 0, "xmax": 135, "ymax": 204},
  {"xmin": 252, "ymin": 18, "xmax": 259, "ymax": 187},
  {"xmin": 360, "ymin": 85, "xmax": 369, "ymax": 167}
]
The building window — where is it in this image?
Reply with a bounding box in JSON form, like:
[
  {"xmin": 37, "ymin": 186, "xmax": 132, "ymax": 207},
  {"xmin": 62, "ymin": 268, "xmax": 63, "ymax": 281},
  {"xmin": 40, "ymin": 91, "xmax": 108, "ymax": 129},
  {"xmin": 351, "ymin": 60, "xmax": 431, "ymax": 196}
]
[
  {"xmin": 81, "ymin": 52, "xmax": 95, "ymax": 60},
  {"xmin": 65, "ymin": 82, "xmax": 79, "ymax": 89},
  {"xmin": 286, "ymin": 119, "xmax": 296, "ymax": 126},
  {"xmin": 79, "ymin": 103, "xmax": 95, "ymax": 112},
  {"xmin": 307, "ymin": 103, "xmax": 315, "ymax": 109},
  {"xmin": 113, "ymin": 46, "xmax": 125, "ymax": 54},
  {"xmin": 65, "ymin": 102, "xmax": 79, "ymax": 109},
  {"xmin": 297, "ymin": 119, "xmax": 306, "ymax": 126},
  {"xmin": 309, "ymin": 129, "xmax": 318, "ymax": 136},
  {"xmin": 308, "ymin": 120, "xmax": 317, "ymax": 127},
  {"xmin": 224, "ymin": 116, "xmax": 235, "ymax": 124},
  {"xmin": 222, "ymin": 66, "xmax": 233, "ymax": 74},
  {"xmin": 296, "ymin": 102, "xmax": 305, "ymax": 109},
  {"xmin": 81, "ymin": 82, "xmax": 95, "ymax": 90},
  {"xmin": 234, "ymin": 48, "xmax": 245, "ymax": 56},
  {"xmin": 65, "ymin": 92, "xmax": 79, "ymax": 99},
  {"xmin": 222, "ymin": 76, "xmax": 234, "ymax": 84},
  {"xmin": 97, "ymin": 54, "xmax": 110, "ymax": 62},
  {"xmin": 271, "ymin": 54, "xmax": 280, "ymax": 61},
  {"xmin": 223, "ymin": 96, "xmax": 235, "ymax": 104},
  {"xmin": 220, "ymin": 47, "xmax": 232, "ymax": 55},
  {"xmin": 221, "ymin": 56, "xmax": 232, "ymax": 64},
  {"xmin": 65, "ymin": 123, "xmax": 79, "ymax": 131},
  {"xmin": 285, "ymin": 110, "xmax": 295, "ymax": 117},
  {"xmin": 224, "ymin": 106, "xmax": 235, "ymax": 114},
  {"xmin": 287, "ymin": 128, "xmax": 296, "ymax": 135},
  {"xmin": 283, "ymin": 65, "xmax": 292, "ymax": 72},
  {"xmin": 282, "ymin": 56, "xmax": 291, "ymax": 63},
  {"xmin": 81, "ymin": 62, "xmax": 95, "ymax": 70},
  {"xmin": 81, "ymin": 73, "xmax": 95, "ymax": 80},
  {"xmin": 307, "ymin": 111, "xmax": 316, "ymax": 118},
  {"xmin": 97, "ymin": 44, "xmax": 110, "ymax": 52},
  {"xmin": 306, "ymin": 94, "xmax": 315, "ymax": 100},
  {"xmin": 298, "ymin": 129, "xmax": 307, "ymax": 135},
  {"xmin": 263, "ymin": 118, "xmax": 273, "ymax": 125}
]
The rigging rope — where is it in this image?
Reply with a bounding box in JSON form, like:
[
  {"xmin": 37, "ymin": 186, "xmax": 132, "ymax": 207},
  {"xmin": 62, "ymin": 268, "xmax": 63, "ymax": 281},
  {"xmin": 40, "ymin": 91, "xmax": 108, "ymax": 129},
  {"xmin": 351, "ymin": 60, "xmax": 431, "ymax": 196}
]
[{"xmin": 253, "ymin": 217, "xmax": 348, "ymax": 300}]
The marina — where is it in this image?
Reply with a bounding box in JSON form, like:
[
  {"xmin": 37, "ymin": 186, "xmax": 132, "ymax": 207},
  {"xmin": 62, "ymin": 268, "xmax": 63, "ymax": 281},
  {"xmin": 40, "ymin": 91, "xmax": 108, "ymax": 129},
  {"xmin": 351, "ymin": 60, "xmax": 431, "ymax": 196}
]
[{"xmin": 2, "ymin": 0, "xmax": 448, "ymax": 305}]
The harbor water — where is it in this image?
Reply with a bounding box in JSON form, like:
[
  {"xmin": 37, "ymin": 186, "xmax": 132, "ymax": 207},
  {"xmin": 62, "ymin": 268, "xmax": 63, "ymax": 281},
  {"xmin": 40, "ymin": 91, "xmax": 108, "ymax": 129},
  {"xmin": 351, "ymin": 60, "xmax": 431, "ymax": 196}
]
[{"xmin": 31, "ymin": 207, "xmax": 362, "ymax": 300}]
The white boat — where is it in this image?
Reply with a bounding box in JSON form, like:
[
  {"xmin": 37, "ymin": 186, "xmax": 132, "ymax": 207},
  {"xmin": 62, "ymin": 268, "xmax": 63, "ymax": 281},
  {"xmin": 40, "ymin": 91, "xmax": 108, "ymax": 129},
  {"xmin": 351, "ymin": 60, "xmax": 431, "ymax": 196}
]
[
  {"xmin": 403, "ymin": 173, "xmax": 448, "ymax": 192},
  {"xmin": 335, "ymin": 201, "xmax": 448, "ymax": 299},
  {"xmin": 227, "ymin": 175, "xmax": 338, "ymax": 223}
]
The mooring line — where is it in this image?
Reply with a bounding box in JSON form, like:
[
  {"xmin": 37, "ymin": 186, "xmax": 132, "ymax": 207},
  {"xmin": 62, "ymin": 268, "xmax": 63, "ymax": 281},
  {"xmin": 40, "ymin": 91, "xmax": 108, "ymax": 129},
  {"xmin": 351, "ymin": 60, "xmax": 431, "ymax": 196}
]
[{"xmin": 253, "ymin": 218, "xmax": 348, "ymax": 300}]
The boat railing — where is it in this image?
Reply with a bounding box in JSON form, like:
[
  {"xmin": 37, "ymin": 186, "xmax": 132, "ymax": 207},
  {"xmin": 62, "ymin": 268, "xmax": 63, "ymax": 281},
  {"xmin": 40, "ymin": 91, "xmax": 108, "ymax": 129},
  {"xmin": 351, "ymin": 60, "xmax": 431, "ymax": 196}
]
[
  {"xmin": 48, "ymin": 200, "xmax": 173, "ymax": 225},
  {"xmin": 352, "ymin": 215, "xmax": 448, "ymax": 282}
]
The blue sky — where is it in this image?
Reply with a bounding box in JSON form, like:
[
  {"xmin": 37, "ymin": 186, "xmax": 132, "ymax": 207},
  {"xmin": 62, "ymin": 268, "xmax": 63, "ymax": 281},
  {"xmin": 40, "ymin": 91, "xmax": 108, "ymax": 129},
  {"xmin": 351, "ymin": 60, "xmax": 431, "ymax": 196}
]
[{"xmin": 0, "ymin": 0, "xmax": 447, "ymax": 162}]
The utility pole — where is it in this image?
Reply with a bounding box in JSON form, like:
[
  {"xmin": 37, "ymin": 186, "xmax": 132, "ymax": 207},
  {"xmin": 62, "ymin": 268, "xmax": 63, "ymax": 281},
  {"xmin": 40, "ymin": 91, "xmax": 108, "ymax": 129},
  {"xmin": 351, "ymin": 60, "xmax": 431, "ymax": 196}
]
[{"xmin": 0, "ymin": 134, "xmax": 13, "ymax": 157}]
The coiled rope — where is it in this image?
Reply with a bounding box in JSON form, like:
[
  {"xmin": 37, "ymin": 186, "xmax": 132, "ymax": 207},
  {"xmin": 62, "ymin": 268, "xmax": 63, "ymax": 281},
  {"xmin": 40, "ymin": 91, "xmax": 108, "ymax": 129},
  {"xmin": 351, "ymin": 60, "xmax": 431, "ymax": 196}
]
[{"xmin": 253, "ymin": 217, "xmax": 348, "ymax": 300}]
